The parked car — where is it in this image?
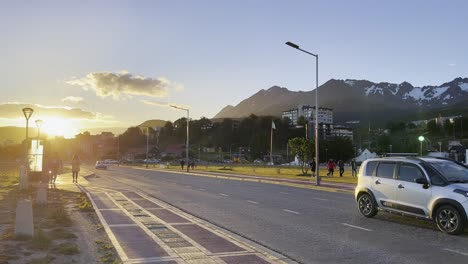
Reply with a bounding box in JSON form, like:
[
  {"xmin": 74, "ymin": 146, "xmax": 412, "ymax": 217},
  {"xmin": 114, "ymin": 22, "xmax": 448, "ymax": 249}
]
[
  {"xmin": 355, "ymin": 157, "xmax": 468, "ymax": 235},
  {"xmin": 95, "ymin": 161, "xmax": 108, "ymax": 170}
]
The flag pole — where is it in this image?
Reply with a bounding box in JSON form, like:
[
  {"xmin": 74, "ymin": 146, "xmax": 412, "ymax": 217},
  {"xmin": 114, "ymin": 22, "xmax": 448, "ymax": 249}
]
[{"xmin": 270, "ymin": 121, "xmax": 273, "ymax": 164}]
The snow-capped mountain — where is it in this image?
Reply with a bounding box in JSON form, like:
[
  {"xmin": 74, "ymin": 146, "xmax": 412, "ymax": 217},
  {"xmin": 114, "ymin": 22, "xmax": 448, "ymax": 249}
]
[{"xmin": 214, "ymin": 77, "xmax": 468, "ymax": 125}]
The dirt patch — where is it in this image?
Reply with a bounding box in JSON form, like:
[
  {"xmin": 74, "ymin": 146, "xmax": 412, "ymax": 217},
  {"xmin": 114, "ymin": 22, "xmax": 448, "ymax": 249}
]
[{"xmin": 0, "ymin": 171, "xmax": 121, "ymax": 263}]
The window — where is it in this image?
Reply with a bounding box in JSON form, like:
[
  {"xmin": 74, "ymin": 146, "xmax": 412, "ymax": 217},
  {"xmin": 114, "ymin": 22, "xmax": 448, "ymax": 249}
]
[
  {"xmin": 365, "ymin": 161, "xmax": 378, "ymax": 176},
  {"xmin": 399, "ymin": 164, "xmax": 424, "ymax": 182},
  {"xmin": 376, "ymin": 162, "xmax": 395, "ymax": 179}
]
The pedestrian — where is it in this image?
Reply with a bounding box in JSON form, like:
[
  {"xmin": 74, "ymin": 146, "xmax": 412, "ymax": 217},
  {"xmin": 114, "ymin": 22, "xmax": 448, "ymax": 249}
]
[
  {"xmin": 180, "ymin": 159, "xmax": 185, "ymax": 170},
  {"xmin": 71, "ymin": 153, "xmax": 81, "ymax": 183},
  {"xmin": 186, "ymin": 160, "xmax": 190, "ymax": 172},
  {"xmin": 49, "ymin": 152, "xmax": 63, "ymax": 184},
  {"xmin": 351, "ymin": 159, "xmax": 357, "ymax": 177},
  {"xmin": 338, "ymin": 160, "xmax": 345, "ymax": 177},
  {"xmin": 191, "ymin": 160, "xmax": 195, "ymax": 170},
  {"xmin": 309, "ymin": 158, "xmax": 316, "ymax": 177},
  {"xmin": 327, "ymin": 159, "xmax": 335, "ymax": 177}
]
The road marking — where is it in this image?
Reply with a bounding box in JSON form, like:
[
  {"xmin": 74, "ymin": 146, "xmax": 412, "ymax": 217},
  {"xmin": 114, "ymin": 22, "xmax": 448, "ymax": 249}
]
[
  {"xmin": 341, "ymin": 223, "xmax": 372, "ymax": 232},
  {"xmin": 283, "ymin": 209, "xmax": 300, "ymax": 215},
  {"xmin": 246, "ymin": 200, "xmax": 258, "ymax": 204},
  {"xmin": 199, "ymin": 188, "xmax": 206, "ymax": 191},
  {"xmin": 219, "ymin": 193, "xmax": 229, "ymax": 197},
  {"xmin": 443, "ymin": 248, "xmax": 468, "ymax": 256},
  {"xmin": 279, "ymin": 192, "xmax": 288, "ymax": 195},
  {"xmin": 312, "ymin": 197, "xmax": 328, "ymax": 201}
]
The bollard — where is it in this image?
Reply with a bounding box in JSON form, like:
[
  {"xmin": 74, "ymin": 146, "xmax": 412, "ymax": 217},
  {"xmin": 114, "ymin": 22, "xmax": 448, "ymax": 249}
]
[
  {"xmin": 36, "ymin": 183, "xmax": 47, "ymax": 205},
  {"xmin": 15, "ymin": 199, "xmax": 34, "ymax": 237},
  {"xmin": 19, "ymin": 165, "xmax": 28, "ymax": 190}
]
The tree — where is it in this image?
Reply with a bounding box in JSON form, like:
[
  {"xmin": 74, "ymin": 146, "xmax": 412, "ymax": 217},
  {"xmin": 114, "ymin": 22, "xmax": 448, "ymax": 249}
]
[{"xmin": 288, "ymin": 137, "xmax": 314, "ymax": 175}]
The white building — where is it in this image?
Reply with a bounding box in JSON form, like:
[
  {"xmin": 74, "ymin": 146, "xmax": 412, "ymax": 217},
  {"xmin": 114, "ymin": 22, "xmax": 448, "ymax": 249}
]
[{"xmin": 282, "ymin": 105, "xmax": 333, "ymax": 126}]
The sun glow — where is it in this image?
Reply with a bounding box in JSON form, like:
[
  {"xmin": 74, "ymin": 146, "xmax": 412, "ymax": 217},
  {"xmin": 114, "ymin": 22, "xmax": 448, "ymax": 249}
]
[{"xmin": 41, "ymin": 118, "xmax": 79, "ymax": 139}]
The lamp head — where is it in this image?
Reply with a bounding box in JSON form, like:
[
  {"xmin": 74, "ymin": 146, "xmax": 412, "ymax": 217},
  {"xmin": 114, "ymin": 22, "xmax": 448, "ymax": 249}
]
[
  {"xmin": 418, "ymin": 136, "xmax": 425, "ymax": 142},
  {"xmin": 22, "ymin": 107, "xmax": 34, "ymax": 120},
  {"xmin": 285, "ymin": 41, "xmax": 300, "ymax": 49}
]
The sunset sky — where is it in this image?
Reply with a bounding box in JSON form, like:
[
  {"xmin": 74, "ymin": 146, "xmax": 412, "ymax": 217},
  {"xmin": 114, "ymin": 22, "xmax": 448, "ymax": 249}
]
[{"xmin": 1, "ymin": 1, "xmax": 467, "ymax": 137}]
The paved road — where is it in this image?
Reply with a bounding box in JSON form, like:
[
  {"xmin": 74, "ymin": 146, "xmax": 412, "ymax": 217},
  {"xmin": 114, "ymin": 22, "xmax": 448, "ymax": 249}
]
[{"xmin": 85, "ymin": 165, "xmax": 468, "ymax": 264}]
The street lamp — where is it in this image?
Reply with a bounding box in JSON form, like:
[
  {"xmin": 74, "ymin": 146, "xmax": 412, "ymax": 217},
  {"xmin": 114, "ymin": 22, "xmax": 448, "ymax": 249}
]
[
  {"xmin": 286, "ymin": 41, "xmax": 320, "ymax": 186},
  {"xmin": 22, "ymin": 108, "xmax": 34, "ymax": 140},
  {"xmin": 35, "ymin": 119, "xmax": 43, "ymax": 139},
  {"xmin": 170, "ymin": 105, "xmax": 190, "ymax": 163},
  {"xmin": 418, "ymin": 136, "xmax": 425, "ymax": 156}
]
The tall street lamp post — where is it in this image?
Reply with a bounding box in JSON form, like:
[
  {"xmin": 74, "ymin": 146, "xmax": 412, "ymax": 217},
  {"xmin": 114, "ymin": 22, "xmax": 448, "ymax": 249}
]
[
  {"xmin": 22, "ymin": 108, "xmax": 34, "ymax": 140},
  {"xmin": 418, "ymin": 136, "xmax": 425, "ymax": 156},
  {"xmin": 35, "ymin": 119, "xmax": 43, "ymax": 139},
  {"xmin": 286, "ymin": 41, "xmax": 320, "ymax": 186},
  {"xmin": 170, "ymin": 105, "xmax": 190, "ymax": 163}
]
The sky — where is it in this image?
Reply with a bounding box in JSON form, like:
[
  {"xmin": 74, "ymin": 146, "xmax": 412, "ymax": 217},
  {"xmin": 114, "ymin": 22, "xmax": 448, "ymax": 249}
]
[{"xmin": 0, "ymin": 0, "xmax": 467, "ymax": 137}]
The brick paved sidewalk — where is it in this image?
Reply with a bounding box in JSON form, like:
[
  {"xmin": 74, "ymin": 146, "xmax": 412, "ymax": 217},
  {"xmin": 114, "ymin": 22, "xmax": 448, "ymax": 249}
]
[{"xmin": 80, "ymin": 186, "xmax": 290, "ymax": 264}]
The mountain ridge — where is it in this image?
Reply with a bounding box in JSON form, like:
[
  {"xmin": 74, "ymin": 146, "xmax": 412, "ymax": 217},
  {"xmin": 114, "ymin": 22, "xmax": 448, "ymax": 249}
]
[{"xmin": 213, "ymin": 77, "xmax": 468, "ymax": 125}]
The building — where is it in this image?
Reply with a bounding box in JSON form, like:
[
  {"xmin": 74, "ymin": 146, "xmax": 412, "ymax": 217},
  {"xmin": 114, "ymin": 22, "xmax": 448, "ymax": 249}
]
[{"xmin": 282, "ymin": 105, "xmax": 333, "ymax": 126}]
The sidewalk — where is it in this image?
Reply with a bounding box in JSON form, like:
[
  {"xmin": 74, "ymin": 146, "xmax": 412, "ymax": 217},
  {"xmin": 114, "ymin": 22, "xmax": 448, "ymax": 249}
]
[
  {"xmin": 138, "ymin": 166, "xmax": 356, "ymax": 193},
  {"xmin": 80, "ymin": 185, "xmax": 290, "ymax": 264}
]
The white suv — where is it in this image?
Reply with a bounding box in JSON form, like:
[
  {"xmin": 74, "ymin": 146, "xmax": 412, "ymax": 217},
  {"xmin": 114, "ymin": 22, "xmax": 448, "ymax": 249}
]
[{"xmin": 355, "ymin": 157, "xmax": 468, "ymax": 235}]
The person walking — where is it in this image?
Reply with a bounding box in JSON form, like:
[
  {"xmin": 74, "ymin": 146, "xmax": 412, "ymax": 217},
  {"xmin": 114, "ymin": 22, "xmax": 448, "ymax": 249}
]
[
  {"xmin": 180, "ymin": 159, "xmax": 185, "ymax": 170},
  {"xmin": 49, "ymin": 152, "xmax": 62, "ymax": 184},
  {"xmin": 351, "ymin": 159, "xmax": 357, "ymax": 177},
  {"xmin": 327, "ymin": 159, "xmax": 336, "ymax": 177},
  {"xmin": 338, "ymin": 160, "xmax": 345, "ymax": 177},
  {"xmin": 309, "ymin": 158, "xmax": 316, "ymax": 177},
  {"xmin": 71, "ymin": 153, "xmax": 81, "ymax": 183}
]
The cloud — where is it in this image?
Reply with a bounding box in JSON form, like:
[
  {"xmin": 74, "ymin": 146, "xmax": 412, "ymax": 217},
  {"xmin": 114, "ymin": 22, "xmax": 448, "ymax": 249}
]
[
  {"xmin": 61, "ymin": 96, "xmax": 84, "ymax": 104},
  {"xmin": 449, "ymin": 63, "xmax": 456, "ymax": 67},
  {"xmin": 140, "ymin": 100, "xmax": 169, "ymax": 107},
  {"xmin": 67, "ymin": 71, "xmax": 170, "ymax": 99},
  {"xmin": 0, "ymin": 103, "xmax": 98, "ymax": 120},
  {"xmin": 140, "ymin": 100, "xmax": 190, "ymax": 110}
]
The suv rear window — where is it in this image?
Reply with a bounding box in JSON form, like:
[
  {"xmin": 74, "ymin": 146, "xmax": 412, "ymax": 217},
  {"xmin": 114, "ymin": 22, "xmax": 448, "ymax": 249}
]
[
  {"xmin": 376, "ymin": 162, "xmax": 396, "ymax": 179},
  {"xmin": 365, "ymin": 161, "xmax": 378, "ymax": 176}
]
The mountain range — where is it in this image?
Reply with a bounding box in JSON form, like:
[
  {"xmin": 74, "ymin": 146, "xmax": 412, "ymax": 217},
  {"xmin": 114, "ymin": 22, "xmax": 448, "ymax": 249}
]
[{"xmin": 214, "ymin": 77, "xmax": 468, "ymax": 126}]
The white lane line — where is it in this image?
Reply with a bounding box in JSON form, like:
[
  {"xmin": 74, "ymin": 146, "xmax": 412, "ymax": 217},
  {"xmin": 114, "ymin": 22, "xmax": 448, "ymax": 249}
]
[
  {"xmin": 443, "ymin": 248, "xmax": 468, "ymax": 256},
  {"xmin": 246, "ymin": 200, "xmax": 258, "ymax": 204},
  {"xmin": 279, "ymin": 192, "xmax": 288, "ymax": 195},
  {"xmin": 283, "ymin": 209, "xmax": 300, "ymax": 215},
  {"xmin": 341, "ymin": 223, "xmax": 372, "ymax": 232},
  {"xmin": 219, "ymin": 193, "xmax": 229, "ymax": 197},
  {"xmin": 199, "ymin": 189, "xmax": 206, "ymax": 191},
  {"xmin": 312, "ymin": 197, "xmax": 328, "ymax": 201}
]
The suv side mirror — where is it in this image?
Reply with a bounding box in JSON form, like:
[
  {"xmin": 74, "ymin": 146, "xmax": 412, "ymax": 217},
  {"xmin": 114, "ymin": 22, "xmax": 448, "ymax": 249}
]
[{"xmin": 415, "ymin": 177, "xmax": 429, "ymax": 189}]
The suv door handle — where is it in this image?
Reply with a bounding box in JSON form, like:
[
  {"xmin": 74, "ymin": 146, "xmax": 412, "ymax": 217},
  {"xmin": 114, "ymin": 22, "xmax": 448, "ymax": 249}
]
[
  {"xmin": 375, "ymin": 180, "xmax": 381, "ymax": 185},
  {"xmin": 398, "ymin": 184, "xmax": 405, "ymax": 189}
]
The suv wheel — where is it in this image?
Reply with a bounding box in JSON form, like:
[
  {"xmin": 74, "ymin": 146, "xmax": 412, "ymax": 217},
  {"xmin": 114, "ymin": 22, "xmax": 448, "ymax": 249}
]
[
  {"xmin": 435, "ymin": 205, "xmax": 465, "ymax": 235},
  {"xmin": 357, "ymin": 193, "xmax": 377, "ymax": 218}
]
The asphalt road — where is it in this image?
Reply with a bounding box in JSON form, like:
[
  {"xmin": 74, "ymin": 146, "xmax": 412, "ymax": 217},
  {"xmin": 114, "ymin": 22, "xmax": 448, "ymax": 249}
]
[{"xmin": 85, "ymin": 165, "xmax": 468, "ymax": 264}]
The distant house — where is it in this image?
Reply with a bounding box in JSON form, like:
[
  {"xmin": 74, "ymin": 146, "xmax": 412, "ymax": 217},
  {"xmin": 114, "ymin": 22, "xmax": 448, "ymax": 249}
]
[
  {"xmin": 162, "ymin": 144, "xmax": 185, "ymax": 158},
  {"xmin": 448, "ymin": 146, "xmax": 468, "ymax": 163}
]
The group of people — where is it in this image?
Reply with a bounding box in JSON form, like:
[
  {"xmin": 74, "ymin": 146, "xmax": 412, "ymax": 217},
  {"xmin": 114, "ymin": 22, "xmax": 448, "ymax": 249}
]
[
  {"xmin": 307, "ymin": 158, "xmax": 358, "ymax": 177},
  {"xmin": 180, "ymin": 159, "xmax": 196, "ymax": 171},
  {"xmin": 43, "ymin": 152, "xmax": 81, "ymax": 184}
]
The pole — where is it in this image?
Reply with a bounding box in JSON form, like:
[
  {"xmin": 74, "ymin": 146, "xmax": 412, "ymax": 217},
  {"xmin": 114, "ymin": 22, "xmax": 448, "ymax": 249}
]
[
  {"xmin": 420, "ymin": 141, "xmax": 422, "ymax": 156},
  {"xmin": 270, "ymin": 123, "xmax": 273, "ymax": 164},
  {"xmin": 186, "ymin": 109, "xmax": 189, "ymax": 163},
  {"xmin": 26, "ymin": 119, "xmax": 29, "ymax": 140},
  {"xmin": 146, "ymin": 127, "xmax": 149, "ymax": 168},
  {"xmin": 286, "ymin": 143, "xmax": 289, "ymax": 164},
  {"xmin": 315, "ymin": 55, "xmax": 320, "ymax": 185}
]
